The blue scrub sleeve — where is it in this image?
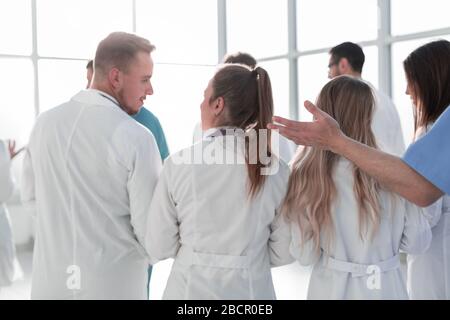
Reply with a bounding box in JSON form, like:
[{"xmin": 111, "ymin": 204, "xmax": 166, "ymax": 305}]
[{"xmin": 403, "ymin": 106, "xmax": 450, "ymax": 194}]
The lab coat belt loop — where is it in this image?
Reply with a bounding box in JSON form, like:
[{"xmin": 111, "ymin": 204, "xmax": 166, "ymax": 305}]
[{"xmin": 322, "ymin": 254, "xmax": 401, "ymax": 278}]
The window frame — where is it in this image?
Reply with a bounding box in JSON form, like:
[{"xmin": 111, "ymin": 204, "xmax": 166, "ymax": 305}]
[{"xmin": 1, "ymin": 0, "xmax": 449, "ymax": 121}]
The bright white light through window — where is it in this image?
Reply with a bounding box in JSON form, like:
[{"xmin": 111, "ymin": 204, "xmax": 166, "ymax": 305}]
[
  {"xmin": 362, "ymin": 46, "xmax": 378, "ymax": 90},
  {"xmin": 297, "ymin": 0, "xmax": 377, "ymax": 51},
  {"xmin": 391, "ymin": 0, "xmax": 450, "ymax": 36},
  {"xmin": 298, "ymin": 53, "xmax": 329, "ymax": 121},
  {"xmin": 259, "ymin": 59, "xmax": 290, "ymax": 119},
  {"xmin": 227, "ymin": 0, "xmax": 288, "ymax": 59},
  {"xmin": 0, "ymin": 58, "xmax": 34, "ymax": 147},
  {"xmin": 136, "ymin": 0, "xmax": 218, "ymax": 65},
  {"xmin": 0, "ymin": 0, "xmax": 32, "ymax": 55},
  {"xmin": 148, "ymin": 63, "xmax": 215, "ymax": 154},
  {"xmin": 37, "ymin": 0, "xmax": 132, "ymax": 59},
  {"xmin": 38, "ymin": 59, "xmax": 87, "ymax": 112}
]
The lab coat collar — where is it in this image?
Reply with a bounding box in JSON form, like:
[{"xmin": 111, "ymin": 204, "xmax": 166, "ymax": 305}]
[
  {"xmin": 71, "ymin": 89, "xmax": 123, "ymax": 111},
  {"xmin": 202, "ymin": 126, "xmax": 244, "ymax": 140}
]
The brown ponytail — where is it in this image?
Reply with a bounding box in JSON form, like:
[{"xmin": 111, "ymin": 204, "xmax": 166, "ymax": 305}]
[{"xmin": 211, "ymin": 64, "xmax": 274, "ymax": 198}]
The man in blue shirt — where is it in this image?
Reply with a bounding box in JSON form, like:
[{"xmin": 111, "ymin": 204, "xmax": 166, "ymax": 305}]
[
  {"xmin": 86, "ymin": 60, "xmax": 169, "ymax": 298},
  {"xmin": 132, "ymin": 107, "xmax": 169, "ymax": 299},
  {"xmin": 132, "ymin": 107, "xmax": 169, "ymax": 160}
]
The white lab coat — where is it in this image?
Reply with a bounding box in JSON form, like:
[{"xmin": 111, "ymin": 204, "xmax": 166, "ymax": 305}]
[
  {"xmin": 146, "ymin": 128, "xmax": 294, "ymax": 299},
  {"xmin": 289, "ymin": 159, "xmax": 431, "ymax": 299},
  {"xmin": 21, "ymin": 89, "xmax": 162, "ymax": 299},
  {"xmin": 192, "ymin": 122, "xmax": 297, "ymax": 164},
  {"xmin": 407, "ymin": 125, "xmax": 450, "ymax": 299},
  {"xmin": 367, "ymin": 82, "xmax": 405, "ymax": 156},
  {"xmin": 0, "ymin": 140, "xmax": 16, "ymax": 286}
]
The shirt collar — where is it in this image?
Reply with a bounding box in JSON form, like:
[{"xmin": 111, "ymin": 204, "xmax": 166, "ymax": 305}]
[
  {"xmin": 202, "ymin": 126, "xmax": 244, "ymax": 139},
  {"xmin": 89, "ymin": 89, "xmax": 121, "ymax": 108}
]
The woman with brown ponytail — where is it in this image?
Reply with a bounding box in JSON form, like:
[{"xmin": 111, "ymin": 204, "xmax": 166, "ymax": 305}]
[
  {"xmin": 404, "ymin": 40, "xmax": 450, "ymax": 300},
  {"xmin": 283, "ymin": 75, "xmax": 431, "ymax": 299},
  {"xmin": 145, "ymin": 64, "xmax": 293, "ymax": 299}
]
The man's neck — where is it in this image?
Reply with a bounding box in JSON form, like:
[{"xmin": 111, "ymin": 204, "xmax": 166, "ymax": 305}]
[
  {"xmin": 346, "ymin": 70, "xmax": 362, "ymax": 79},
  {"xmin": 90, "ymin": 82, "xmax": 117, "ymax": 100}
]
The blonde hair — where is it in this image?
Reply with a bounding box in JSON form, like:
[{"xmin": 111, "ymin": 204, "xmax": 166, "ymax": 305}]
[{"xmin": 282, "ymin": 76, "xmax": 381, "ymax": 253}]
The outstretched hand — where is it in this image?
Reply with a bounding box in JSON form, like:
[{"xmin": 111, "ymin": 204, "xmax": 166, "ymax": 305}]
[
  {"xmin": 267, "ymin": 100, "xmax": 343, "ymax": 151},
  {"xmin": 8, "ymin": 140, "xmax": 25, "ymax": 159}
]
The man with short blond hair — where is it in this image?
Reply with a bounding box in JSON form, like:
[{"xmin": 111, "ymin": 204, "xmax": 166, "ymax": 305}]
[{"xmin": 21, "ymin": 32, "xmax": 161, "ymax": 299}]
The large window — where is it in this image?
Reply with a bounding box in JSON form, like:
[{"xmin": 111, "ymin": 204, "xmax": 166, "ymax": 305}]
[
  {"xmin": 38, "ymin": 59, "xmax": 87, "ymax": 112},
  {"xmin": 136, "ymin": 0, "xmax": 218, "ymax": 65},
  {"xmin": 0, "ymin": 1, "xmax": 32, "ymax": 55},
  {"xmin": 295, "ymin": 0, "xmax": 379, "ymax": 121},
  {"xmin": 146, "ymin": 64, "xmax": 215, "ymax": 152},
  {"xmin": 0, "ymin": 58, "xmax": 35, "ymax": 146},
  {"xmin": 297, "ymin": 0, "xmax": 378, "ymax": 51},
  {"xmin": 37, "ymin": 0, "xmax": 133, "ymax": 59},
  {"xmin": 391, "ymin": 0, "xmax": 450, "ymax": 36},
  {"xmin": 1, "ymin": 0, "xmax": 450, "ymax": 302},
  {"xmin": 136, "ymin": 0, "xmax": 218, "ymax": 152},
  {"xmin": 0, "ymin": 57, "xmax": 35, "ymax": 178},
  {"xmin": 0, "ymin": 0, "xmax": 219, "ymax": 155},
  {"xmin": 226, "ymin": 0, "xmax": 288, "ymax": 58},
  {"xmin": 259, "ymin": 59, "xmax": 290, "ymax": 119},
  {"xmin": 226, "ymin": 0, "xmax": 290, "ymax": 124},
  {"xmin": 2, "ymin": 0, "xmax": 449, "ymax": 159}
]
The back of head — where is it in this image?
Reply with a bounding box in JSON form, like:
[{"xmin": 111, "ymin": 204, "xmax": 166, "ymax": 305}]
[
  {"xmin": 403, "ymin": 39, "xmax": 450, "ymax": 130},
  {"xmin": 317, "ymin": 76, "xmax": 376, "ymax": 145},
  {"xmin": 211, "ymin": 64, "xmax": 273, "ymax": 133},
  {"xmin": 329, "ymin": 42, "xmax": 365, "ymax": 74},
  {"xmin": 211, "ymin": 64, "xmax": 273, "ymax": 198},
  {"xmin": 283, "ymin": 76, "xmax": 380, "ymax": 252},
  {"xmin": 94, "ymin": 32, "xmax": 155, "ymax": 79},
  {"xmin": 222, "ymin": 52, "xmax": 257, "ymax": 69}
]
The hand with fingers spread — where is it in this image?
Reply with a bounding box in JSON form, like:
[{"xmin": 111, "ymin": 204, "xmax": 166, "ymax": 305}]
[{"xmin": 267, "ymin": 100, "xmax": 343, "ymax": 151}]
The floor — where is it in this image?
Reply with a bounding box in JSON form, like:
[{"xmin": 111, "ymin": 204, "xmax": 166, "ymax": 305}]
[
  {"xmin": 0, "ymin": 249, "xmax": 33, "ymax": 300},
  {"xmin": 0, "ymin": 249, "xmax": 311, "ymax": 300}
]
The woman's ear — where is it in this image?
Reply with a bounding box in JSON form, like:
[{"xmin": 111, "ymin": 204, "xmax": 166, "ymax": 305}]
[{"xmin": 214, "ymin": 97, "xmax": 225, "ymax": 116}]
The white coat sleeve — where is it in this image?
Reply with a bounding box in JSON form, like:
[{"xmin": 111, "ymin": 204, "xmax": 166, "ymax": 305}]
[
  {"xmin": 422, "ymin": 197, "xmax": 443, "ymax": 229},
  {"xmin": 400, "ymin": 200, "xmax": 432, "ymax": 255},
  {"xmin": 289, "ymin": 223, "xmax": 321, "ymax": 266},
  {"xmin": 0, "ymin": 141, "xmax": 14, "ymax": 202},
  {"xmin": 20, "ymin": 147, "xmax": 35, "ymax": 205},
  {"xmin": 145, "ymin": 160, "xmax": 180, "ymax": 264},
  {"xmin": 127, "ymin": 132, "xmax": 162, "ymax": 249},
  {"xmin": 269, "ymin": 209, "xmax": 294, "ymax": 267}
]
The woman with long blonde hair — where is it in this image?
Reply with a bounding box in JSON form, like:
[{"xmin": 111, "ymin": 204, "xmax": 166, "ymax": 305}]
[{"xmin": 283, "ymin": 75, "xmax": 431, "ymax": 299}]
